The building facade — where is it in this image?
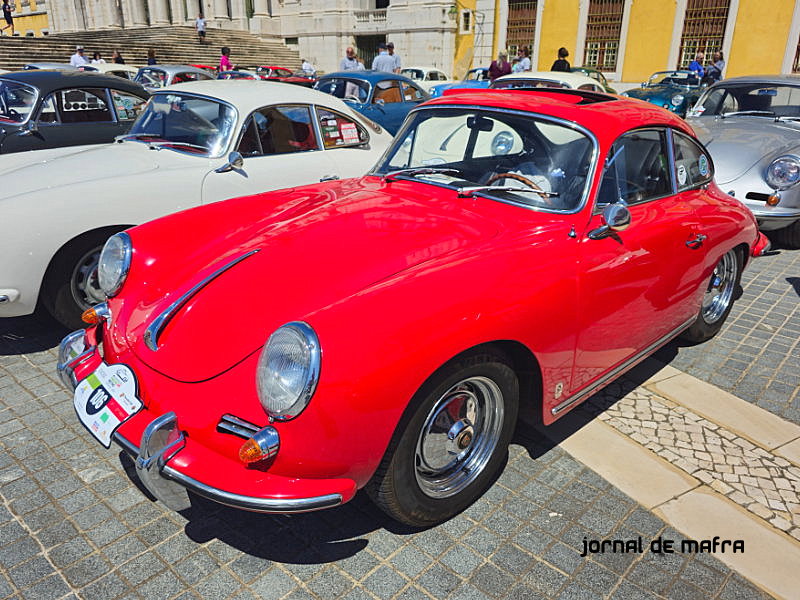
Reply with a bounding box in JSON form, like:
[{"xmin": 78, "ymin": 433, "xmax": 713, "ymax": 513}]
[{"xmin": 8, "ymin": 0, "xmax": 50, "ymax": 36}]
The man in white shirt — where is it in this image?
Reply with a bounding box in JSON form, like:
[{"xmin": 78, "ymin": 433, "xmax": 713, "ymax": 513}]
[
  {"xmin": 372, "ymin": 43, "xmax": 395, "ymax": 73},
  {"xmin": 387, "ymin": 42, "xmax": 401, "ymax": 74},
  {"xmin": 195, "ymin": 13, "xmax": 206, "ymax": 43},
  {"xmin": 70, "ymin": 46, "xmax": 89, "ymax": 67},
  {"xmin": 301, "ymin": 59, "xmax": 316, "ymax": 76},
  {"xmin": 340, "ymin": 47, "xmax": 362, "ymax": 71}
]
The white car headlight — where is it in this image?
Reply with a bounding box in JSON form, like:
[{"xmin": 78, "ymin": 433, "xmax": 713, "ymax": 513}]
[
  {"xmin": 97, "ymin": 232, "xmax": 132, "ymax": 297},
  {"xmin": 671, "ymin": 94, "xmax": 685, "ymax": 107},
  {"xmin": 766, "ymin": 155, "xmax": 800, "ymax": 190},
  {"xmin": 256, "ymin": 322, "xmax": 320, "ymax": 421}
]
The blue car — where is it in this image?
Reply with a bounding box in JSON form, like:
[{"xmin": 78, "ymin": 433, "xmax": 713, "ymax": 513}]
[
  {"xmin": 314, "ymin": 71, "xmax": 429, "ymax": 135},
  {"xmin": 622, "ymin": 70, "xmax": 706, "ymax": 117},
  {"xmin": 429, "ymin": 67, "xmax": 491, "ymax": 98}
]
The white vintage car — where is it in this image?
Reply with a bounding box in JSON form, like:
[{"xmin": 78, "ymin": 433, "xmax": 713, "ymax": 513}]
[
  {"xmin": 0, "ymin": 80, "xmax": 393, "ymax": 328},
  {"xmin": 400, "ymin": 67, "xmax": 452, "ymax": 93}
]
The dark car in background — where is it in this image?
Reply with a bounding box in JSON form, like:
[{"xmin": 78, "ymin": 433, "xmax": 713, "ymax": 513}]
[
  {"xmin": 0, "ymin": 71, "xmax": 149, "ymax": 154},
  {"xmin": 314, "ymin": 70, "xmax": 428, "ymax": 134},
  {"xmin": 622, "ymin": 70, "xmax": 705, "ymax": 117}
]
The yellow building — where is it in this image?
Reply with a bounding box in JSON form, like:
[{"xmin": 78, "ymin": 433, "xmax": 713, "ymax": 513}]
[
  {"xmin": 6, "ymin": 0, "xmax": 50, "ymax": 37},
  {"xmin": 457, "ymin": 0, "xmax": 800, "ymax": 83}
]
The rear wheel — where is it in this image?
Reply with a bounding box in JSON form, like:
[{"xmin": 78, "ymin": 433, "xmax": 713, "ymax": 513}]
[
  {"xmin": 367, "ymin": 351, "xmax": 518, "ymax": 527},
  {"xmin": 681, "ymin": 248, "xmax": 742, "ymax": 343}
]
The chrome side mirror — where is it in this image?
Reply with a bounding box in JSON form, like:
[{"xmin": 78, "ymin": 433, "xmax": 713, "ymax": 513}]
[
  {"xmin": 214, "ymin": 151, "xmax": 244, "ymax": 173},
  {"xmin": 588, "ymin": 202, "xmax": 631, "ymax": 240}
]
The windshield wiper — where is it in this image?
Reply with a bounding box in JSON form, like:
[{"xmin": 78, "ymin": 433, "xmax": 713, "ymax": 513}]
[
  {"xmin": 775, "ymin": 115, "xmax": 800, "ymax": 122},
  {"xmin": 721, "ymin": 110, "xmax": 775, "ymax": 118},
  {"xmin": 457, "ymin": 185, "xmax": 560, "ymax": 198},
  {"xmin": 146, "ymin": 140, "xmax": 209, "ymax": 153},
  {"xmin": 383, "ymin": 167, "xmax": 461, "ymax": 182}
]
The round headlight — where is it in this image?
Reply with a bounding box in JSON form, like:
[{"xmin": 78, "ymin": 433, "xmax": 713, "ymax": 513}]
[
  {"xmin": 97, "ymin": 232, "xmax": 132, "ymax": 297},
  {"xmin": 256, "ymin": 322, "xmax": 320, "ymax": 421},
  {"xmin": 671, "ymin": 94, "xmax": 685, "ymax": 107},
  {"xmin": 491, "ymin": 131, "xmax": 515, "ymax": 155},
  {"xmin": 766, "ymin": 155, "xmax": 800, "ymax": 190}
]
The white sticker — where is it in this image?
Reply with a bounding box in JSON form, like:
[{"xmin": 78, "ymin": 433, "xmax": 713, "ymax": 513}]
[
  {"xmin": 340, "ymin": 122, "xmax": 360, "ymax": 144},
  {"xmin": 698, "ymin": 154, "xmax": 709, "ymax": 177},
  {"xmin": 677, "ymin": 164, "xmax": 687, "ymax": 186},
  {"xmin": 74, "ymin": 363, "xmax": 142, "ymax": 448}
]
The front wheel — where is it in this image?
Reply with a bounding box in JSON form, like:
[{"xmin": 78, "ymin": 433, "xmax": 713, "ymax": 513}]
[
  {"xmin": 367, "ymin": 351, "xmax": 519, "ymax": 527},
  {"xmin": 681, "ymin": 248, "xmax": 742, "ymax": 343}
]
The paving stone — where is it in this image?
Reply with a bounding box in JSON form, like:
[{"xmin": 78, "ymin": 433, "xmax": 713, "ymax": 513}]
[{"xmin": 362, "ymin": 565, "xmax": 407, "ymax": 599}]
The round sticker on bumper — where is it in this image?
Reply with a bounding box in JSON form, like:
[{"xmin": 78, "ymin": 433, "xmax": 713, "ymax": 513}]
[{"xmin": 699, "ymin": 154, "xmax": 709, "ymax": 177}]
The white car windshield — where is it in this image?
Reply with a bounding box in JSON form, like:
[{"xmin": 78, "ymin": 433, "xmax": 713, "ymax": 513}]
[
  {"xmin": 373, "ymin": 107, "xmax": 594, "ymax": 211},
  {"xmin": 694, "ymin": 83, "xmax": 800, "ymax": 118},
  {"xmin": 0, "ymin": 80, "xmax": 37, "ymax": 124},
  {"xmin": 136, "ymin": 68, "xmax": 167, "ymax": 88},
  {"xmin": 125, "ymin": 93, "xmax": 236, "ymax": 157},
  {"xmin": 648, "ymin": 71, "xmax": 699, "ymax": 87},
  {"xmin": 401, "ymin": 69, "xmax": 424, "ymax": 81}
]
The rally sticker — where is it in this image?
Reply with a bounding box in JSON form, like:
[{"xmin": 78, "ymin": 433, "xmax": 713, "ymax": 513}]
[
  {"xmin": 74, "ymin": 363, "xmax": 142, "ymax": 448},
  {"xmin": 698, "ymin": 154, "xmax": 709, "ymax": 177},
  {"xmin": 340, "ymin": 122, "xmax": 360, "ymax": 144},
  {"xmin": 677, "ymin": 164, "xmax": 687, "ymax": 186}
]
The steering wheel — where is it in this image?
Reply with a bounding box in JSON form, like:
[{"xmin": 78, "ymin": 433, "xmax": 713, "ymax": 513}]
[{"xmin": 486, "ymin": 171, "xmax": 541, "ymax": 190}]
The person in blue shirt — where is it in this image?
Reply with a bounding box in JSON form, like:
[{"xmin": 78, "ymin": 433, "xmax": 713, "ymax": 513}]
[
  {"xmin": 372, "ymin": 42, "xmax": 395, "ymax": 72},
  {"xmin": 688, "ymin": 52, "xmax": 705, "ymax": 79}
]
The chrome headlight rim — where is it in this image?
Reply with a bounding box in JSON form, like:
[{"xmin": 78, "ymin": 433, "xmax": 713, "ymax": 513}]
[
  {"xmin": 670, "ymin": 94, "xmax": 685, "ymax": 107},
  {"xmin": 97, "ymin": 232, "xmax": 132, "ymax": 298},
  {"xmin": 256, "ymin": 321, "xmax": 321, "ymax": 422},
  {"xmin": 765, "ymin": 154, "xmax": 800, "ymax": 191}
]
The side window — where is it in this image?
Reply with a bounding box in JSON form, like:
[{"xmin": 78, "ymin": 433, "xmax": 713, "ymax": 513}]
[
  {"xmin": 578, "ymin": 83, "xmax": 596, "ymax": 92},
  {"xmin": 402, "ymin": 81, "xmax": 425, "ymax": 102},
  {"xmin": 236, "ymin": 116, "xmax": 262, "ymax": 156},
  {"xmin": 316, "ymin": 107, "xmax": 368, "ymax": 148},
  {"xmin": 373, "ymin": 80, "xmax": 403, "ymax": 104},
  {"xmin": 673, "ymin": 131, "xmax": 713, "ymax": 191},
  {"xmin": 252, "ymin": 105, "xmax": 319, "ymax": 155},
  {"xmin": 38, "ymin": 93, "xmax": 59, "ymax": 124},
  {"xmin": 57, "ymin": 88, "xmax": 113, "ymax": 123},
  {"xmin": 110, "ymin": 90, "xmax": 147, "ymax": 122},
  {"xmin": 172, "ymin": 72, "xmax": 200, "ymax": 84},
  {"xmin": 597, "ymin": 129, "xmax": 671, "ymax": 207}
]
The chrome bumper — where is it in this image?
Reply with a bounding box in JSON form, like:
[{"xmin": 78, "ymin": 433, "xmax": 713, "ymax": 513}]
[
  {"xmin": 114, "ymin": 415, "xmax": 343, "ymax": 514},
  {"xmin": 56, "ymin": 329, "xmax": 95, "ymax": 390}
]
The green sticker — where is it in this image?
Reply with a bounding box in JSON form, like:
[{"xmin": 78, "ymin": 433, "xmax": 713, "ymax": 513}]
[
  {"xmin": 100, "ymin": 412, "xmax": 109, "ymax": 423},
  {"xmin": 87, "ymin": 373, "xmax": 102, "ymax": 389}
]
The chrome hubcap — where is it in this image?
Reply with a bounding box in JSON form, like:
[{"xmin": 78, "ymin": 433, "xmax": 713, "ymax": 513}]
[
  {"xmin": 701, "ymin": 251, "xmax": 736, "ymax": 325},
  {"xmin": 70, "ymin": 247, "xmax": 104, "ymax": 310},
  {"xmin": 415, "ymin": 376, "xmax": 504, "ymax": 499}
]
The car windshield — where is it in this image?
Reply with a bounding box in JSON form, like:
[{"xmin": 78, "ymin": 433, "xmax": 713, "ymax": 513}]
[
  {"xmin": 693, "ymin": 83, "xmax": 800, "ymax": 118},
  {"xmin": 467, "ymin": 69, "xmax": 487, "ymax": 81},
  {"xmin": 136, "ymin": 68, "xmax": 168, "ymax": 88},
  {"xmin": 125, "ymin": 93, "xmax": 236, "ymax": 157},
  {"xmin": 648, "ymin": 71, "xmax": 699, "ymax": 87},
  {"xmin": 401, "ymin": 69, "xmax": 424, "ymax": 81},
  {"xmin": 315, "ymin": 77, "xmax": 370, "ymax": 103},
  {"xmin": 373, "ymin": 107, "xmax": 595, "ymax": 211},
  {"xmin": 491, "ymin": 78, "xmax": 568, "ymax": 90},
  {"xmin": 0, "ymin": 79, "xmax": 37, "ymax": 124}
]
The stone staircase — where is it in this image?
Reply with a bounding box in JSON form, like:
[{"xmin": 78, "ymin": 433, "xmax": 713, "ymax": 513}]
[{"xmin": 0, "ymin": 26, "xmax": 301, "ymax": 71}]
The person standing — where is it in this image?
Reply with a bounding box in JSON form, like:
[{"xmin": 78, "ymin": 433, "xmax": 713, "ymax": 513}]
[
  {"xmin": 91, "ymin": 51, "xmax": 106, "ymax": 65},
  {"xmin": 195, "ymin": 13, "xmax": 206, "ymax": 43},
  {"xmin": 372, "ymin": 43, "xmax": 395, "ymax": 73},
  {"xmin": 301, "ymin": 58, "xmax": 315, "ymax": 76},
  {"xmin": 112, "ymin": 50, "xmax": 125, "ymax": 64},
  {"xmin": 70, "ymin": 46, "xmax": 89, "ymax": 67},
  {"xmin": 550, "ymin": 47, "xmax": 570, "ymax": 72},
  {"xmin": 147, "ymin": 48, "xmax": 157, "ymax": 65},
  {"xmin": 518, "ymin": 46, "xmax": 531, "ymax": 71},
  {"xmin": 219, "ymin": 47, "xmax": 233, "ymax": 72},
  {"xmin": 1, "ymin": 1, "xmax": 14, "ymax": 37},
  {"xmin": 688, "ymin": 52, "xmax": 705, "ymax": 79},
  {"xmin": 489, "ymin": 50, "xmax": 511, "ymax": 81},
  {"xmin": 340, "ymin": 47, "xmax": 361, "ymax": 71},
  {"xmin": 705, "ymin": 51, "xmax": 724, "ymax": 82},
  {"xmin": 387, "ymin": 42, "xmax": 401, "ymax": 74}
]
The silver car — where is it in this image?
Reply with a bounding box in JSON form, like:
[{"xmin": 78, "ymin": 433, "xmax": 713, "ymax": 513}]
[
  {"xmin": 687, "ymin": 76, "xmax": 800, "ymax": 247},
  {"xmin": 134, "ymin": 65, "xmax": 214, "ymax": 91}
]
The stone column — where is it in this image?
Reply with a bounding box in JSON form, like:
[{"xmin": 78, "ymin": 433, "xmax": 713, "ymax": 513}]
[
  {"xmin": 169, "ymin": 0, "xmax": 186, "ymax": 24},
  {"xmin": 125, "ymin": 0, "xmax": 149, "ymax": 26},
  {"xmin": 230, "ymin": 0, "xmax": 246, "ymax": 28},
  {"xmin": 148, "ymin": 0, "xmax": 170, "ymax": 25},
  {"xmin": 213, "ymin": 0, "xmax": 229, "ymax": 21},
  {"xmin": 102, "ymin": 0, "xmax": 123, "ymax": 27}
]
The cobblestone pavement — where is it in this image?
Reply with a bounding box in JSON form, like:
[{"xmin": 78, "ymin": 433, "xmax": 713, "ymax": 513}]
[
  {"xmin": 582, "ymin": 378, "xmax": 800, "ymax": 542},
  {"xmin": 0, "ymin": 316, "xmax": 774, "ymax": 600},
  {"xmin": 657, "ymin": 246, "xmax": 800, "ymax": 425}
]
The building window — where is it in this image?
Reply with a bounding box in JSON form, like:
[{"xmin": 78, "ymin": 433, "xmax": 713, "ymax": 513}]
[
  {"xmin": 506, "ymin": 0, "xmax": 537, "ymax": 57},
  {"xmin": 583, "ymin": 0, "xmax": 624, "ymax": 72},
  {"xmin": 285, "ymin": 37, "xmax": 299, "ymax": 46},
  {"xmin": 460, "ymin": 9, "xmax": 472, "ymax": 34},
  {"xmin": 678, "ymin": 0, "xmax": 730, "ymax": 68}
]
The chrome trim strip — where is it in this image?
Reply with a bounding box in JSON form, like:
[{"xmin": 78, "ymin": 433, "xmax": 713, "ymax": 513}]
[
  {"xmin": 666, "ymin": 128, "xmax": 678, "ymax": 196},
  {"xmin": 112, "ymin": 431, "xmax": 342, "ymax": 513},
  {"xmin": 551, "ymin": 316, "xmax": 696, "ymax": 416},
  {"xmin": 219, "ymin": 414, "xmax": 261, "ymax": 434},
  {"xmin": 144, "ymin": 249, "xmax": 260, "ymax": 351},
  {"xmin": 217, "ymin": 422, "xmax": 258, "ymax": 439}
]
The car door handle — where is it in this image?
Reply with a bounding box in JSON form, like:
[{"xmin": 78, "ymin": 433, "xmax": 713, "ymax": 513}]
[
  {"xmin": 685, "ymin": 234, "xmax": 707, "ymax": 249},
  {"xmin": 320, "ymin": 175, "xmax": 340, "ymax": 182}
]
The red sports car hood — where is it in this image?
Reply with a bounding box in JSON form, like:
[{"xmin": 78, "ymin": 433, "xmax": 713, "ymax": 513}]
[{"xmin": 118, "ymin": 177, "xmax": 500, "ymax": 382}]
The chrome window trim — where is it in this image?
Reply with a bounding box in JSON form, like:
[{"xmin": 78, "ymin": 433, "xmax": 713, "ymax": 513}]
[
  {"xmin": 144, "ymin": 249, "xmax": 259, "ymax": 351},
  {"xmin": 0, "ymin": 78, "xmax": 40, "ymax": 126},
  {"xmin": 666, "ymin": 128, "xmax": 678, "ymax": 195},
  {"xmin": 132, "ymin": 91, "xmax": 239, "ymax": 159},
  {"xmin": 369, "ymin": 104, "xmax": 600, "ymax": 215},
  {"xmin": 671, "ymin": 129, "xmax": 715, "ymax": 192}
]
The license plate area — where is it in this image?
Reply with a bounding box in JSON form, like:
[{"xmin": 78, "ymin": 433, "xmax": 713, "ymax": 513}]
[{"xmin": 74, "ymin": 362, "xmax": 142, "ymax": 448}]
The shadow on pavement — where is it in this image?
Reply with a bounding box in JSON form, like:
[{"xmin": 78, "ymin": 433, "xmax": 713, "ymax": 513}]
[
  {"xmin": 787, "ymin": 277, "xmax": 800, "ymax": 298},
  {"xmin": 0, "ymin": 312, "xmax": 69, "ymax": 356}
]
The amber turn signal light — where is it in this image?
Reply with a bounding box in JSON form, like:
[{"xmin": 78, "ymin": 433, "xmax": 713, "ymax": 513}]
[
  {"xmin": 238, "ymin": 426, "xmax": 280, "ymax": 464},
  {"xmin": 766, "ymin": 194, "xmax": 781, "ymax": 206},
  {"xmin": 81, "ymin": 302, "xmax": 110, "ymax": 324}
]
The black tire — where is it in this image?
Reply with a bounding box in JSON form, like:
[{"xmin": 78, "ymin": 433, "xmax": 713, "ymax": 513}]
[
  {"xmin": 40, "ymin": 233, "xmax": 113, "ymax": 330},
  {"xmin": 773, "ymin": 220, "xmax": 800, "ymax": 249},
  {"xmin": 367, "ymin": 351, "xmax": 519, "ymax": 527},
  {"xmin": 681, "ymin": 248, "xmax": 742, "ymax": 344}
]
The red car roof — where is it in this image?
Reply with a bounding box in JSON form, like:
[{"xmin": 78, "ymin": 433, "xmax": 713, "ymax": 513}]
[{"xmin": 423, "ymin": 89, "xmax": 696, "ymax": 144}]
